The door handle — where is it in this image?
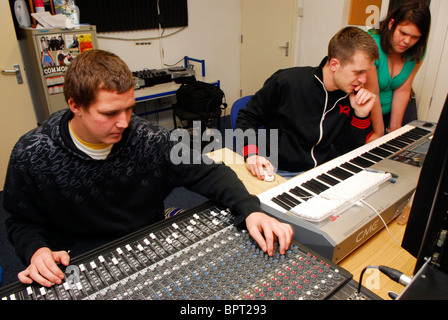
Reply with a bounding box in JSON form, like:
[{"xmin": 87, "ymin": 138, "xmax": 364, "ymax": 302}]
[
  {"xmin": 1, "ymin": 64, "xmax": 24, "ymax": 84},
  {"xmin": 279, "ymin": 42, "xmax": 289, "ymax": 57}
]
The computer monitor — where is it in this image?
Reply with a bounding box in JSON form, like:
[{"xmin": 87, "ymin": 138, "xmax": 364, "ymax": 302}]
[{"xmin": 402, "ymin": 94, "xmax": 448, "ymax": 275}]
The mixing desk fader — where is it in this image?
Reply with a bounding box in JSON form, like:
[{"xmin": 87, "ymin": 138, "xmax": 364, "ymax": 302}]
[{"xmin": 0, "ymin": 201, "xmax": 379, "ymax": 300}]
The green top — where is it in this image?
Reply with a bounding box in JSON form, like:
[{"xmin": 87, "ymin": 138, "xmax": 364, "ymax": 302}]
[{"xmin": 369, "ymin": 30, "xmax": 417, "ymax": 115}]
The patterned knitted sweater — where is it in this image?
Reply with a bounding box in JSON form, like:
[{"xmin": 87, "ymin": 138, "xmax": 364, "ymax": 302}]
[{"xmin": 3, "ymin": 110, "xmax": 260, "ymax": 264}]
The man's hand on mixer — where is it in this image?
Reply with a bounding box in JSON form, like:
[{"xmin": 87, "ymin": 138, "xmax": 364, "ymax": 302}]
[
  {"xmin": 245, "ymin": 212, "xmax": 294, "ymax": 256},
  {"xmin": 18, "ymin": 247, "xmax": 70, "ymax": 287}
]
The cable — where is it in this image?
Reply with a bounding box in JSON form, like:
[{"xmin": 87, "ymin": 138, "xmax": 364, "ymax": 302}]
[
  {"xmin": 307, "ymin": 179, "xmax": 402, "ymax": 246},
  {"xmin": 157, "ymin": 0, "xmax": 165, "ymax": 68},
  {"xmin": 357, "ymin": 264, "xmax": 412, "ymax": 300},
  {"xmin": 358, "ymin": 199, "xmax": 402, "ymax": 246},
  {"xmin": 163, "ymin": 56, "xmax": 185, "ymax": 67},
  {"xmin": 357, "ymin": 265, "xmax": 378, "ymax": 299},
  {"xmin": 378, "ymin": 265, "xmax": 412, "ymax": 287}
]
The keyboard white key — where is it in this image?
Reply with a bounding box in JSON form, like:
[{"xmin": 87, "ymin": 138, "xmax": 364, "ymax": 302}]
[{"xmin": 288, "ymin": 170, "xmax": 392, "ymax": 222}]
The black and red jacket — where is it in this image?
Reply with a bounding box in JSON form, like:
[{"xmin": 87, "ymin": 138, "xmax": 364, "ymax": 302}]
[{"xmin": 235, "ymin": 57, "xmax": 373, "ymax": 172}]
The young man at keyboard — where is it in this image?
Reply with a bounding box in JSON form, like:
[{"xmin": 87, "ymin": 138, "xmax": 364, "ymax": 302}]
[
  {"xmin": 3, "ymin": 49, "xmax": 293, "ymax": 288},
  {"xmin": 236, "ymin": 27, "xmax": 379, "ymax": 180}
]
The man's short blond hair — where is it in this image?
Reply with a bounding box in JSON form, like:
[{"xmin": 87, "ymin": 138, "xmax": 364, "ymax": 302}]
[
  {"xmin": 63, "ymin": 49, "xmax": 134, "ymax": 108},
  {"xmin": 328, "ymin": 26, "xmax": 379, "ymax": 65}
]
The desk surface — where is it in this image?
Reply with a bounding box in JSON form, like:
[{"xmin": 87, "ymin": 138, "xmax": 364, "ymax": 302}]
[
  {"xmin": 207, "ymin": 148, "xmax": 417, "ymax": 300},
  {"xmin": 206, "ymin": 148, "xmax": 287, "ymax": 195},
  {"xmin": 339, "ymin": 216, "xmax": 416, "ymax": 299}
]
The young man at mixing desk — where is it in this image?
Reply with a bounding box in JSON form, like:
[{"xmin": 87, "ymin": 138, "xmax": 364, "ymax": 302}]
[
  {"xmin": 3, "ymin": 49, "xmax": 293, "ymax": 288},
  {"xmin": 236, "ymin": 26, "xmax": 378, "ymax": 180}
]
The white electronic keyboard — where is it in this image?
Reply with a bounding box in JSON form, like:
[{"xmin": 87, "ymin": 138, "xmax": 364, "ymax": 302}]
[
  {"xmin": 258, "ymin": 121, "xmax": 435, "ymax": 263},
  {"xmin": 283, "ymin": 169, "xmax": 392, "ymax": 222}
]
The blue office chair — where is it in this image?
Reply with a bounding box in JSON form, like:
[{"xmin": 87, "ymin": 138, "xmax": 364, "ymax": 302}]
[
  {"xmin": 231, "ymin": 95, "xmax": 253, "ymax": 130},
  {"xmin": 231, "ymin": 95, "xmax": 253, "ymax": 153}
]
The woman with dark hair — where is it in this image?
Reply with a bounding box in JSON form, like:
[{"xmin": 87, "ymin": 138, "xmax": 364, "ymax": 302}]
[{"xmin": 367, "ymin": 0, "xmax": 431, "ymax": 140}]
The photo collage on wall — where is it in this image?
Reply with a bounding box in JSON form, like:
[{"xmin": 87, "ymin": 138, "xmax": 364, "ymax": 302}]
[{"xmin": 40, "ymin": 32, "xmax": 93, "ymax": 95}]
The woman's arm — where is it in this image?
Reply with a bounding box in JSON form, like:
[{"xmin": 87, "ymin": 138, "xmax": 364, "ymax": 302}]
[
  {"xmin": 389, "ymin": 61, "xmax": 423, "ymax": 132},
  {"xmin": 365, "ymin": 66, "xmax": 385, "ymax": 142}
]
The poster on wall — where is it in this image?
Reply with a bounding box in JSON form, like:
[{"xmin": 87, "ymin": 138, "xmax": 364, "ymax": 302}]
[
  {"xmin": 348, "ymin": 0, "xmax": 382, "ymax": 27},
  {"xmin": 37, "ymin": 33, "xmax": 76, "ymax": 86},
  {"xmin": 65, "ymin": 34, "xmax": 79, "ymax": 52},
  {"xmin": 46, "ymin": 75, "xmax": 65, "ymax": 95},
  {"xmin": 39, "ymin": 34, "xmax": 68, "ymax": 75},
  {"xmin": 39, "ymin": 34, "xmax": 65, "ymax": 52},
  {"xmin": 41, "ymin": 50, "xmax": 55, "ymax": 68},
  {"xmin": 41, "ymin": 51, "xmax": 68, "ymax": 76},
  {"xmin": 78, "ymin": 34, "xmax": 93, "ymax": 52}
]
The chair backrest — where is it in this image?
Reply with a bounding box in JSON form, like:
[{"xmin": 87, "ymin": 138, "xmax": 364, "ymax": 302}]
[
  {"xmin": 231, "ymin": 95, "xmax": 253, "ymax": 130},
  {"xmin": 230, "ymin": 95, "xmax": 253, "ymax": 154}
]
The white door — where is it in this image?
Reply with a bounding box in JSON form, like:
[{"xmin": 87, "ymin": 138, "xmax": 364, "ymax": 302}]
[
  {"xmin": 240, "ymin": 0, "xmax": 298, "ymax": 97},
  {"xmin": 0, "ymin": 0, "xmax": 36, "ymax": 189},
  {"xmin": 425, "ymin": 28, "xmax": 448, "ymax": 122},
  {"xmin": 296, "ymin": 0, "xmax": 348, "ymax": 67},
  {"xmin": 416, "ymin": 0, "xmax": 448, "ymax": 123}
]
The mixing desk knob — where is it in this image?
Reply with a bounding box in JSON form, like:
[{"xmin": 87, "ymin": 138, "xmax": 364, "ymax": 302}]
[
  {"xmin": 303, "ymin": 280, "xmax": 310, "ymax": 290},
  {"xmin": 327, "ymin": 274, "xmax": 333, "ymax": 285},
  {"xmin": 320, "ymin": 280, "xmax": 327, "ymax": 291},
  {"xmin": 333, "ymin": 269, "xmax": 340, "ymax": 279},
  {"xmin": 287, "ymin": 290, "xmax": 295, "ymax": 300}
]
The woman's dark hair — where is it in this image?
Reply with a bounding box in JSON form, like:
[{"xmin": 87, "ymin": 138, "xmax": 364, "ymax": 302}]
[{"xmin": 380, "ymin": 0, "xmax": 431, "ymax": 62}]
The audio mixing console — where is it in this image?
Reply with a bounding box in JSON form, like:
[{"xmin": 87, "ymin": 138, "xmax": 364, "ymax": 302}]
[{"xmin": 0, "ymin": 201, "xmax": 379, "ymax": 300}]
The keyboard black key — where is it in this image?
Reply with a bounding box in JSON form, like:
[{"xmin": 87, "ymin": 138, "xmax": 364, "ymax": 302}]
[
  {"xmin": 317, "ymin": 173, "xmax": 339, "ymax": 186},
  {"xmin": 282, "ymin": 192, "xmax": 302, "ymax": 205},
  {"xmin": 369, "ymin": 147, "xmax": 392, "ymax": 158},
  {"xmin": 271, "ymin": 197, "xmax": 291, "ymax": 210},
  {"xmin": 341, "ymin": 162, "xmax": 363, "ymax": 173},
  {"xmin": 404, "ymin": 131, "xmax": 422, "ymax": 141},
  {"xmin": 388, "ymin": 139, "xmax": 407, "ymax": 149},
  {"xmin": 380, "ymin": 143, "xmax": 400, "ymax": 153},
  {"xmin": 302, "ymin": 179, "xmax": 329, "ymax": 194},
  {"xmin": 277, "ymin": 193, "xmax": 297, "ymax": 208},
  {"xmin": 350, "ymin": 157, "xmax": 375, "ymax": 168},
  {"xmin": 327, "ymin": 167, "xmax": 354, "ymax": 180},
  {"xmin": 412, "ymin": 127, "xmax": 430, "ymax": 136},
  {"xmin": 395, "ymin": 136, "xmax": 414, "ymax": 144},
  {"xmin": 361, "ymin": 152, "xmax": 382, "ymax": 163},
  {"xmin": 289, "ymin": 186, "xmax": 313, "ymax": 200}
]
